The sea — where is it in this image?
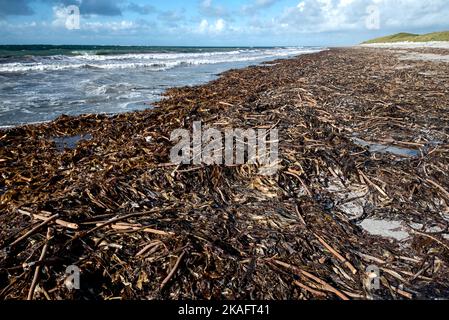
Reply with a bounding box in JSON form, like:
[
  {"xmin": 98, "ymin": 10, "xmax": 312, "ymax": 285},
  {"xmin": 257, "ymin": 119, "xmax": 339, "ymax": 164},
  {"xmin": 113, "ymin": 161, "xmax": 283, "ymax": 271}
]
[{"xmin": 0, "ymin": 45, "xmax": 322, "ymax": 127}]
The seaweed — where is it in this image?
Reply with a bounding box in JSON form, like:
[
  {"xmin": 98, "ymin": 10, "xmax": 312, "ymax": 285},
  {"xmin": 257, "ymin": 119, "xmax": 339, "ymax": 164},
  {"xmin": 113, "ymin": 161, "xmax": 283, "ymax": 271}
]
[{"xmin": 0, "ymin": 47, "xmax": 448, "ymax": 300}]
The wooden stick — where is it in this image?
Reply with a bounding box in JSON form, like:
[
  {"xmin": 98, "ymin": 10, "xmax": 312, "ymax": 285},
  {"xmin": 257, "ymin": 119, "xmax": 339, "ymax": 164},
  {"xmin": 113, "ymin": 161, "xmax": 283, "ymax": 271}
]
[
  {"xmin": 426, "ymin": 178, "xmax": 449, "ymax": 199},
  {"xmin": 27, "ymin": 228, "xmax": 52, "ymax": 300},
  {"xmin": 358, "ymin": 170, "xmax": 389, "ymax": 198},
  {"xmin": 411, "ymin": 230, "xmax": 449, "ymax": 252},
  {"xmin": 295, "ymin": 205, "xmax": 307, "ymax": 226},
  {"xmin": 390, "ymin": 285, "xmax": 413, "ymax": 299},
  {"xmin": 218, "ymin": 101, "xmax": 235, "ymax": 107},
  {"xmin": 356, "ymin": 252, "xmax": 386, "ymax": 264},
  {"xmin": 300, "ymin": 268, "xmax": 350, "ymax": 301},
  {"xmin": 98, "ymin": 222, "xmax": 174, "ymax": 236},
  {"xmin": 135, "ymin": 241, "xmax": 162, "ymax": 257},
  {"xmin": 19, "ymin": 209, "xmax": 79, "ymax": 230},
  {"xmin": 10, "ymin": 214, "xmax": 59, "ymax": 247},
  {"xmin": 270, "ymin": 259, "xmax": 349, "ymax": 300},
  {"xmin": 293, "ymin": 280, "xmax": 327, "ymax": 298},
  {"xmin": 314, "ymin": 234, "xmax": 357, "ymax": 275},
  {"xmin": 160, "ymin": 251, "xmax": 186, "ymax": 290},
  {"xmin": 82, "ymin": 211, "xmax": 154, "ymax": 237}
]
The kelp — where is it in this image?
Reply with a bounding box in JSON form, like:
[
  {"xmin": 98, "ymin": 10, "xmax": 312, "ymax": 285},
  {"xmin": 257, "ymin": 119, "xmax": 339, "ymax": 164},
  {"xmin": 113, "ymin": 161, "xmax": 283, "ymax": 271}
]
[{"xmin": 0, "ymin": 47, "xmax": 448, "ymax": 300}]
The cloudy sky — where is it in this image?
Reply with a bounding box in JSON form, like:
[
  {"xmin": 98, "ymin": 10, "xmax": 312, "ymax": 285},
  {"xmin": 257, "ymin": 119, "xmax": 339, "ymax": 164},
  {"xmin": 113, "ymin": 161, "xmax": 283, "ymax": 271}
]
[{"xmin": 0, "ymin": 0, "xmax": 448, "ymax": 46}]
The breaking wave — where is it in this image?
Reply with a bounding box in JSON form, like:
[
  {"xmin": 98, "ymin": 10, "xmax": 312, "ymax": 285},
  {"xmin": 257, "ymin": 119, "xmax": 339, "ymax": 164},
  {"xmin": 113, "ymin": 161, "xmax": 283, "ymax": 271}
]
[{"xmin": 0, "ymin": 48, "xmax": 317, "ymax": 73}]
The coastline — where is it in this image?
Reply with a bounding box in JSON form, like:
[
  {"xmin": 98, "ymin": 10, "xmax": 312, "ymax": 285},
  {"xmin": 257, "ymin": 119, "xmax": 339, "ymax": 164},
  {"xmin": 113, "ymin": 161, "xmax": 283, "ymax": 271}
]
[
  {"xmin": 1, "ymin": 47, "xmax": 449, "ymax": 299},
  {"xmin": 0, "ymin": 47, "xmax": 323, "ymax": 128},
  {"xmin": 360, "ymin": 41, "xmax": 449, "ymax": 49}
]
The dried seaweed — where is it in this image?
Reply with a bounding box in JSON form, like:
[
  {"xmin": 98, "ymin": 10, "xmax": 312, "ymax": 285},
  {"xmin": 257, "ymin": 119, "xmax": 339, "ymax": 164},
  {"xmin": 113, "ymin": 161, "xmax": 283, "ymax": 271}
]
[{"xmin": 1, "ymin": 47, "xmax": 449, "ymax": 300}]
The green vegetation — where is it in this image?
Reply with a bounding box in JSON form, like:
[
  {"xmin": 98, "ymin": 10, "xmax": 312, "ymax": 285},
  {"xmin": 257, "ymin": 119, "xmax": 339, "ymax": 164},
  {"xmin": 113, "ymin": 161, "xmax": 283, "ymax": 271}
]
[{"xmin": 363, "ymin": 31, "xmax": 449, "ymax": 44}]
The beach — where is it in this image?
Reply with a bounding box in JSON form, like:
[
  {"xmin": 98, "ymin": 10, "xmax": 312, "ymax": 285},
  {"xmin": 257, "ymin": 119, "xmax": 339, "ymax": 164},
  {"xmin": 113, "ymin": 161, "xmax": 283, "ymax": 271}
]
[{"xmin": 1, "ymin": 46, "xmax": 449, "ymax": 300}]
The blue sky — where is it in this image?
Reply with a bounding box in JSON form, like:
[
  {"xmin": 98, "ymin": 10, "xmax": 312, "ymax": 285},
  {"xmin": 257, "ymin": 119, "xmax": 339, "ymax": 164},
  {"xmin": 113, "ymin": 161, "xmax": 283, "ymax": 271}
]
[{"xmin": 0, "ymin": 0, "xmax": 448, "ymax": 46}]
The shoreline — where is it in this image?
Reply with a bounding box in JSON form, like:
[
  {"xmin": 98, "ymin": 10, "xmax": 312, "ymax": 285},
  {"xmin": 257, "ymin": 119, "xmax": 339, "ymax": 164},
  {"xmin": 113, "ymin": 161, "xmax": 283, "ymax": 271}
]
[
  {"xmin": 1, "ymin": 47, "xmax": 449, "ymax": 300},
  {"xmin": 0, "ymin": 47, "xmax": 324, "ymax": 129}
]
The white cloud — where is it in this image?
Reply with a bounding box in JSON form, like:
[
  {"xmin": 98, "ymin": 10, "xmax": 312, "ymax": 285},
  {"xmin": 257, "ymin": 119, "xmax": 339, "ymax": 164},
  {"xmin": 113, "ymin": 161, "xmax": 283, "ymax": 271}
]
[
  {"xmin": 215, "ymin": 18, "xmax": 225, "ymax": 32},
  {"xmin": 52, "ymin": 5, "xmax": 138, "ymax": 32},
  {"xmin": 83, "ymin": 20, "xmax": 136, "ymax": 32},
  {"xmin": 268, "ymin": 0, "xmax": 449, "ymax": 33},
  {"xmin": 241, "ymin": 0, "xmax": 280, "ymax": 15},
  {"xmin": 197, "ymin": 17, "xmax": 227, "ymax": 33},
  {"xmin": 200, "ymin": 0, "xmax": 229, "ymax": 17},
  {"xmin": 52, "ymin": 5, "xmax": 69, "ymax": 27},
  {"xmin": 4, "ymin": 0, "xmax": 449, "ymax": 45},
  {"xmin": 198, "ymin": 19, "xmax": 209, "ymax": 33}
]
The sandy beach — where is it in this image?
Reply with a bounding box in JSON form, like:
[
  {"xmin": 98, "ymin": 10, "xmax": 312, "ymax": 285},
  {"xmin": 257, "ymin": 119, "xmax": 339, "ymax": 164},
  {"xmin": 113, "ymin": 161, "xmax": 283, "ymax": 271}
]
[
  {"xmin": 360, "ymin": 41, "xmax": 449, "ymax": 49},
  {"xmin": 1, "ymin": 47, "xmax": 449, "ymax": 300}
]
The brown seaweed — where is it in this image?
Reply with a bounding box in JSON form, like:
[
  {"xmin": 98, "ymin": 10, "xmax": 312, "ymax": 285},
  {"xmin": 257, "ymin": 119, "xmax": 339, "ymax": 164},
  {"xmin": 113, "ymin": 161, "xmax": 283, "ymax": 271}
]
[{"xmin": 0, "ymin": 47, "xmax": 449, "ymax": 300}]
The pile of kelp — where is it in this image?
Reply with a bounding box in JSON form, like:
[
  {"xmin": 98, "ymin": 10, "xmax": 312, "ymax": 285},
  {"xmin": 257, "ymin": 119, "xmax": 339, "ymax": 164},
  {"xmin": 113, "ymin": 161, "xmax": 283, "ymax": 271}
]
[{"xmin": 1, "ymin": 48, "xmax": 449, "ymax": 300}]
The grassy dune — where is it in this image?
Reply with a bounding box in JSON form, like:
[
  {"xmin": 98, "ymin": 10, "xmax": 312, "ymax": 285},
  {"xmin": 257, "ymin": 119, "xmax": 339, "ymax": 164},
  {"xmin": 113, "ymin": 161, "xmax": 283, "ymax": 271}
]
[{"xmin": 363, "ymin": 31, "xmax": 449, "ymax": 44}]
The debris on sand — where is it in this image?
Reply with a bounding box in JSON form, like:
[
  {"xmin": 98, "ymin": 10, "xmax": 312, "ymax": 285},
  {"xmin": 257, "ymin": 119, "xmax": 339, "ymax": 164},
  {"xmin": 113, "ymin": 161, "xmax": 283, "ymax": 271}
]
[{"xmin": 1, "ymin": 47, "xmax": 449, "ymax": 300}]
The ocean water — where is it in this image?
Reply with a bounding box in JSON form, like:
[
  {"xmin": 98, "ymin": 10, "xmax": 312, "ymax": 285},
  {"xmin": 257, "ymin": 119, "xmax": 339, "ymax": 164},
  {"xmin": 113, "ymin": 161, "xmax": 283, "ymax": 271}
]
[{"xmin": 0, "ymin": 45, "xmax": 322, "ymax": 127}]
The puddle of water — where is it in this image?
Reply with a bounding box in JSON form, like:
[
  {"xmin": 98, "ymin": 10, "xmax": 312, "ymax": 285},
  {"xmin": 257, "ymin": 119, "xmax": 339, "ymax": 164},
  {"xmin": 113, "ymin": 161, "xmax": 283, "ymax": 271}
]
[
  {"xmin": 359, "ymin": 219, "xmax": 410, "ymax": 241},
  {"xmin": 352, "ymin": 138, "xmax": 420, "ymax": 158},
  {"xmin": 52, "ymin": 133, "xmax": 93, "ymax": 152}
]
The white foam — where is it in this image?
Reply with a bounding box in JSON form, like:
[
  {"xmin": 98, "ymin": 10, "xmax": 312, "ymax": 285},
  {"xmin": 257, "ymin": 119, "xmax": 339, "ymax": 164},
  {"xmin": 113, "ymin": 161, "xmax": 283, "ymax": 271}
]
[{"xmin": 0, "ymin": 48, "xmax": 319, "ymax": 73}]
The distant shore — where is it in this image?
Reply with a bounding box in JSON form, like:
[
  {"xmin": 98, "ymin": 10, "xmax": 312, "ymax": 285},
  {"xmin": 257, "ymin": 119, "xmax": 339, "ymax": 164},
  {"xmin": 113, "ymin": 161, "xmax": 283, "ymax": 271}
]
[
  {"xmin": 1, "ymin": 47, "xmax": 449, "ymax": 300},
  {"xmin": 362, "ymin": 31, "xmax": 449, "ymax": 45},
  {"xmin": 360, "ymin": 41, "xmax": 449, "ymax": 49}
]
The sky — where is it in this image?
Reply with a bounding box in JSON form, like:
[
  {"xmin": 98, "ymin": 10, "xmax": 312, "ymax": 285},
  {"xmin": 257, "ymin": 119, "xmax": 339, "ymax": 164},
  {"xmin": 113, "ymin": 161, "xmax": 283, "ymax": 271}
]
[{"xmin": 0, "ymin": 0, "xmax": 448, "ymax": 46}]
